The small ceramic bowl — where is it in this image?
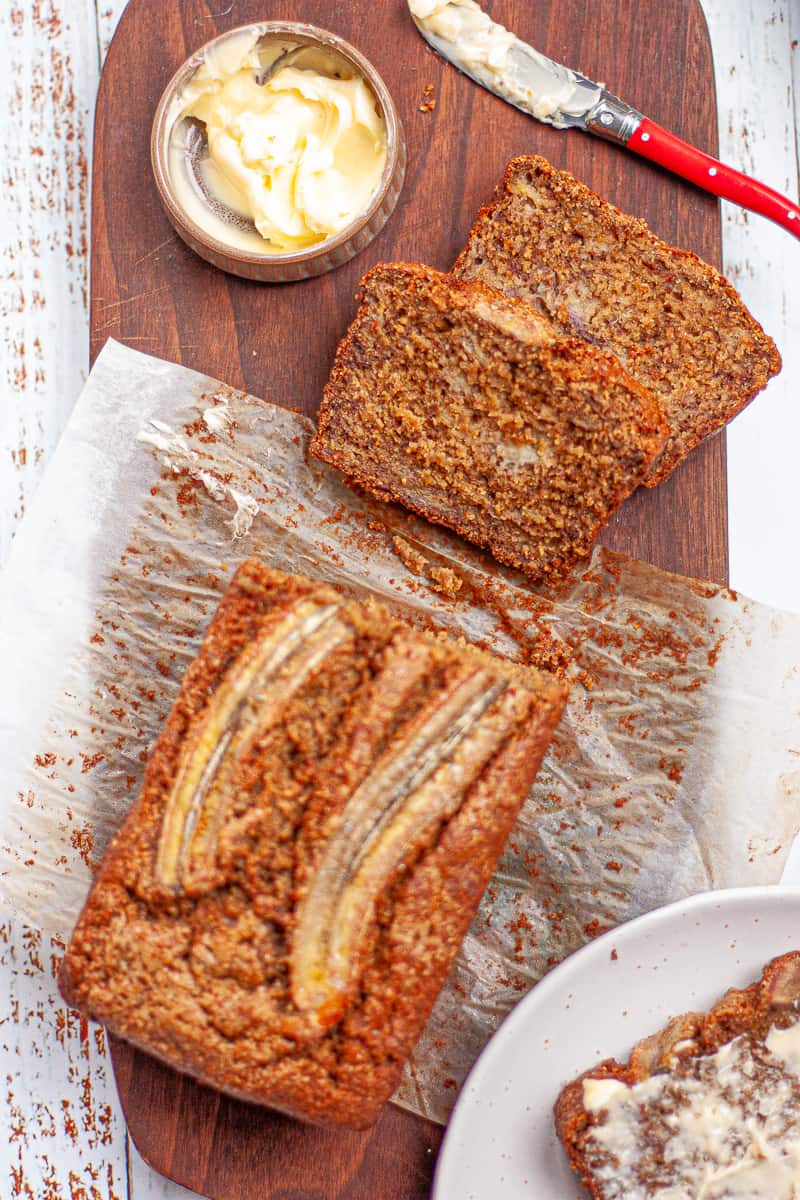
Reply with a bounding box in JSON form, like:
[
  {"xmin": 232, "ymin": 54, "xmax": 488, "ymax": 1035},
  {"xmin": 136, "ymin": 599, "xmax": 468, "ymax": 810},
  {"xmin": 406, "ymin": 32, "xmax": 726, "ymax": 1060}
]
[{"xmin": 151, "ymin": 22, "xmax": 406, "ymax": 283}]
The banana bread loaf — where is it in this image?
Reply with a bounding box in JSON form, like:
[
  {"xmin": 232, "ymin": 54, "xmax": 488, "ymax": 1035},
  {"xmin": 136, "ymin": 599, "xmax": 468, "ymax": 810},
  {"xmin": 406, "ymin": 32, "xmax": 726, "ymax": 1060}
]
[
  {"xmin": 453, "ymin": 155, "xmax": 781, "ymax": 485},
  {"xmin": 310, "ymin": 262, "xmax": 667, "ymax": 587},
  {"xmin": 59, "ymin": 560, "xmax": 568, "ymax": 1129},
  {"xmin": 555, "ymin": 951, "xmax": 800, "ymax": 1198}
]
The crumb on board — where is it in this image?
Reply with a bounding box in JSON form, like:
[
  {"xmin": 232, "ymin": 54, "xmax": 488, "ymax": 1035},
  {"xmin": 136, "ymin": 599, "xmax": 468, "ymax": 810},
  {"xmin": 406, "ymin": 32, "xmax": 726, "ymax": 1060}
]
[{"xmin": 419, "ymin": 82, "xmax": 437, "ymax": 112}]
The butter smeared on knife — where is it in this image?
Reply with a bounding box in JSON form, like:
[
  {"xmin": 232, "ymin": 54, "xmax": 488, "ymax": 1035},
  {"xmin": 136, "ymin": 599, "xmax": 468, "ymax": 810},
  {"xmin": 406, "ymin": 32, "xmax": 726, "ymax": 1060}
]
[
  {"xmin": 409, "ymin": 0, "xmax": 618, "ymax": 132},
  {"xmin": 409, "ymin": 0, "xmax": 800, "ymax": 238}
]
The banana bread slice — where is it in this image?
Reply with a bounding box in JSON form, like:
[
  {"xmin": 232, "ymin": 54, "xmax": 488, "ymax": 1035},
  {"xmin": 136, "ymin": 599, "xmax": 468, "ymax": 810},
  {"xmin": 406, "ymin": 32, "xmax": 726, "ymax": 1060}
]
[
  {"xmin": 59, "ymin": 560, "xmax": 568, "ymax": 1129},
  {"xmin": 555, "ymin": 952, "xmax": 800, "ymax": 1198},
  {"xmin": 453, "ymin": 155, "xmax": 782, "ymax": 485},
  {"xmin": 310, "ymin": 263, "xmax": 667, "ymax": 587}
]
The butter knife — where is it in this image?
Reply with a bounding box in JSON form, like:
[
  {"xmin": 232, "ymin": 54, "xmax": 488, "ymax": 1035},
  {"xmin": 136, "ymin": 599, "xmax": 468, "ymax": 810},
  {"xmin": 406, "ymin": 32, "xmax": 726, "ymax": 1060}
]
[{"xmin": 408, "ymin": 0, "xmax": 800, "ymax": 239}]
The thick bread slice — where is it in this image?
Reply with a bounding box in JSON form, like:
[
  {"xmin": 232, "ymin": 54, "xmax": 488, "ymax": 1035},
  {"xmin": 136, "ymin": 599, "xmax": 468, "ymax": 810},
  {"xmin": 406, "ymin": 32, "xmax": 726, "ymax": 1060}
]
[
  {"xmin": 555, "ymin": 952, "xmax": 800, "ymax": 1198},
  {"xmin": 453, "ymin": 155, "xmax": 782, "ymax": 485},
  {"xmin": 310, "ymin": 262, "xmax": 667, "ymax": 587}
]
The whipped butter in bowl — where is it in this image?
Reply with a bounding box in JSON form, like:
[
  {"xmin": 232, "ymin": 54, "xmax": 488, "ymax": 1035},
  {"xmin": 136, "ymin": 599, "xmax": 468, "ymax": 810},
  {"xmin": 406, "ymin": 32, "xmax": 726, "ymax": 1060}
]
[{"xmin": 152, "ymin": 24, "xmax": 405, "ymax": 281}]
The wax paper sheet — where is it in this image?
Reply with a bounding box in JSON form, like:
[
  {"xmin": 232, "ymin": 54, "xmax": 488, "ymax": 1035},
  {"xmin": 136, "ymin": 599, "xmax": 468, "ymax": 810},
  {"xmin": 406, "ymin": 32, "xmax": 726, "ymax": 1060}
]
[{"xmin": 2, "ymin": 340, "xmax": 800, "ymax": 1125}]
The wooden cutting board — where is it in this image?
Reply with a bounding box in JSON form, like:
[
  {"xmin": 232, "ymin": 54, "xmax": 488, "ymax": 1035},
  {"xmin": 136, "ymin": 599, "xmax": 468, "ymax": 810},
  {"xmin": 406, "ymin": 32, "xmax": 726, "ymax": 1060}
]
[{"xmin": 90, "ymin": 1, "xmax": 725, "ymax": 1196}]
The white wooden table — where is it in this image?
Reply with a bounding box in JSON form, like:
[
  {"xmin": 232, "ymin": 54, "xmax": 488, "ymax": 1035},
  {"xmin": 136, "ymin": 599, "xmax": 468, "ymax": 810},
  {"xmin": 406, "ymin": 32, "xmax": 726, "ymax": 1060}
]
[{"xmin": 1, "ymin": 2, "xmax": 798, "ymax": 1196}]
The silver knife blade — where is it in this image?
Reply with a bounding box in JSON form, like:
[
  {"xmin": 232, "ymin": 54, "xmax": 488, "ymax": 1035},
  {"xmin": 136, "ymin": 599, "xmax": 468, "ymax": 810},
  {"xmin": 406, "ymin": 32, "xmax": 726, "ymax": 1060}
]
[
  {"xmin": 408, "ymin": 0, "xmax": 800, "ymax": 236},
  {"xmin": 408, "ymin": 0, "xmax": 642, "ymax": 143}
]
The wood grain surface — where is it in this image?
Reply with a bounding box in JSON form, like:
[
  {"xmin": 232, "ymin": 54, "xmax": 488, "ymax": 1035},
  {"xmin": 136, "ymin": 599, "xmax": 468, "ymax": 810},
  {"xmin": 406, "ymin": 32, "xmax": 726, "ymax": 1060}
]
[{"xmin": 90, "ymin": 0, "xmax": 724, "ymax": 1196}]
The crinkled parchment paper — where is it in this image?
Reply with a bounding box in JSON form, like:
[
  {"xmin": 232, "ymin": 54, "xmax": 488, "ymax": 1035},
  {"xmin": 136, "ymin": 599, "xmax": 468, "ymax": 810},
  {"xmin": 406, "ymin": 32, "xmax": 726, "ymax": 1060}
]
[{"xmin": 2, "ymin": 341, "xmax": 800, "ymax": 1124}]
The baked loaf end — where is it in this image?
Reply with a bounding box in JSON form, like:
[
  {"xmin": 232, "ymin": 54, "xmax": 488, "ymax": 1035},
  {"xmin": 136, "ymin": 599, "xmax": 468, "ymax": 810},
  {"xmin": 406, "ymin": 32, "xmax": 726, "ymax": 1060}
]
[
  {"xmin": 311, "ymin": 262, "xmax": 666, "ymax": 587},
  {"xmin": 60, "ymin": 560, "xmax": 568, "ymax": 1129},
  {"xmin": 453, "ymin": 155, "xmax": 781, "ymax": 486},
  {"xmin": 555, "ymin": 952, "xmax": 800, "ymax": 1198}
]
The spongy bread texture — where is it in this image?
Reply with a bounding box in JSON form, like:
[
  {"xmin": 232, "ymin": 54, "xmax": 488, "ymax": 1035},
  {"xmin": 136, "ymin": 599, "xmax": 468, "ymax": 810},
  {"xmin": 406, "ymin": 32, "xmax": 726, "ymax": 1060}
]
[
  {"xmin": 453, "ymin": 155, "xmax": 781, "ymax": 485},
  {"xmin": 311, "ymin": 262, "xmax": 667, "ymax": 586},
  {"xmin": 59, "ymin": 560, "xmax": 568, "ymax": 1129}
]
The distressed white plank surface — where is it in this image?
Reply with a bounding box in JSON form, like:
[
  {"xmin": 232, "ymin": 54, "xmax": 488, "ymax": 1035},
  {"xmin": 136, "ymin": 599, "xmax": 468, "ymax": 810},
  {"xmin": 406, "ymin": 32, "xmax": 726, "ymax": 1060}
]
[
  {"xmin": 0, "ymin": 3, "xmax": 137, "ymax": 1195},
  {"xmin": 0, "ymin": 0, "xmax": 98, "ymax": 564},
  {"xmin": 0, "ymin": 3, "xmax": 797, "ymax": 1199},
  {"xmin": 703, "ymin": 0, "xmax": 800, "ymax": 613},
  {"xmin": 0, "ymin": 922, "xmax": 129, "ymax": 1200}
]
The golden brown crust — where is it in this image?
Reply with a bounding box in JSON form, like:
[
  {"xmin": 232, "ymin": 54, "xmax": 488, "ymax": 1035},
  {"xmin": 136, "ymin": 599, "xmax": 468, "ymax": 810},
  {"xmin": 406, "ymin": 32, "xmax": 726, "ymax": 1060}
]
[
  {"xmin": 554, "ymin": 951, "xmax": 800, "ymax": 1197},
  {"xmin": 311, "ymin": 262, "xmax": 667, "ymax": 587},
  {"xmin": 60, "ymin": 560, "xmax": 568, "ymax": 1129},
  {"xmin": 453, "ymin": 155, "xmax": 782, "ymax": 486}
]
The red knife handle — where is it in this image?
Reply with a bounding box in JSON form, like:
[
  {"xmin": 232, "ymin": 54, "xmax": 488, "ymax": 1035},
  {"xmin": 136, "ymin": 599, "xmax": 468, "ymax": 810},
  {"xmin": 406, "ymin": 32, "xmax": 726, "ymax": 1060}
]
[{"xmin": 628, "ymin": 117, "xmax": 800, "ymax": 239}]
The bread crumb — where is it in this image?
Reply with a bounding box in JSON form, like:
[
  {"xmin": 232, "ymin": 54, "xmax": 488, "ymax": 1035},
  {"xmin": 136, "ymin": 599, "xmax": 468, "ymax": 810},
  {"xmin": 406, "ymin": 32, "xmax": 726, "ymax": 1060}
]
[
  {"xmin": 392, "ymin": 536, "xmax": 463, "ymax": 596},
  {"xmin": 419, "ymin": 83, "xmax": 437, "ymax": 113},
  {"xmin": 428, "ymin": 565, "xmax": 463, "ymax": 595},
  {"xmin": 392, "ymin": 535, "xmax": 428, "ymax": 576}
]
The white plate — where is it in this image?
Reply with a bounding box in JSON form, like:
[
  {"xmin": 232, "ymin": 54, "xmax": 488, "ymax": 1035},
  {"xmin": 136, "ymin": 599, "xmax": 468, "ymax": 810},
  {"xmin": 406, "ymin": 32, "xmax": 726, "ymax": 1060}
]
[{"xmin": 433, "ymin": 885, "xmax": 800, "ymax": 1200}]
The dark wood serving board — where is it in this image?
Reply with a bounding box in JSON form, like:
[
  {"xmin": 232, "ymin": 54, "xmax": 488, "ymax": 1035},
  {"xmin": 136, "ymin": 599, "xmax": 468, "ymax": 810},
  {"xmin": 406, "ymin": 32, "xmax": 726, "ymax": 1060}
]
[{"xmin": 90, "ymin": 1, "xmax": 725, "ymax": 1196}]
